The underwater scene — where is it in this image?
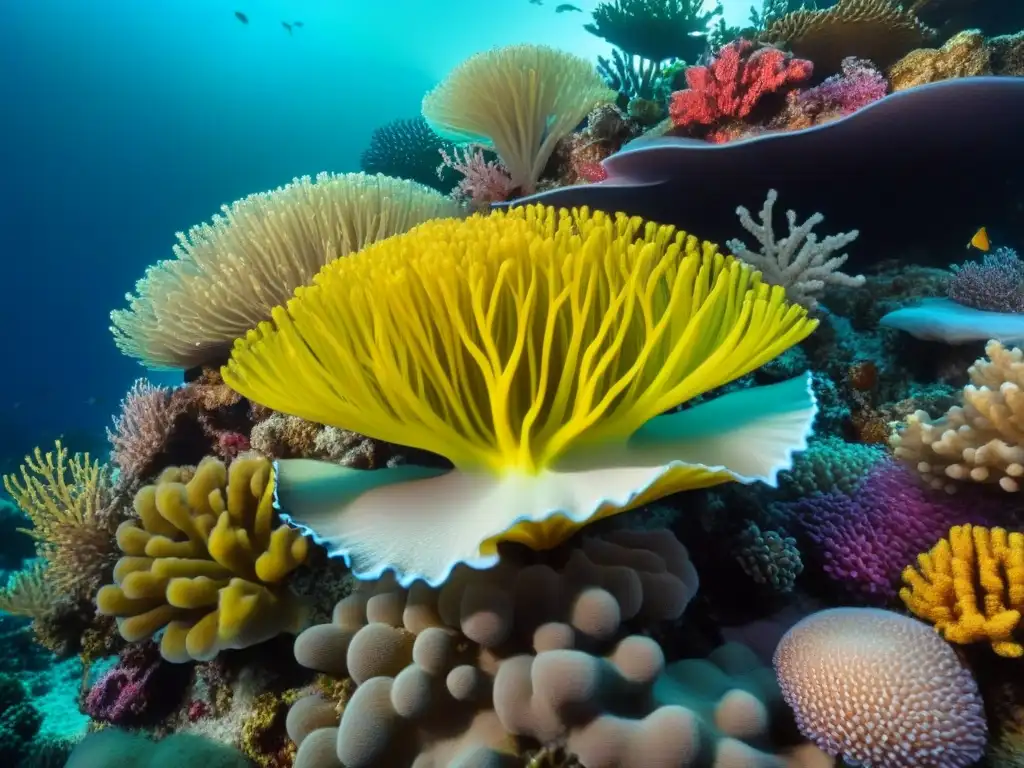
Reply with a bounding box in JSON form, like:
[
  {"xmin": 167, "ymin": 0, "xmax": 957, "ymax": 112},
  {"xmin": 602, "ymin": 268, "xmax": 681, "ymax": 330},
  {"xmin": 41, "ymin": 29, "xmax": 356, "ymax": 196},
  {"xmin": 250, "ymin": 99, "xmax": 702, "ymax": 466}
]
[{"xmin": 3, "ymin": 0, "xmax": 1024, "ymax": 765}]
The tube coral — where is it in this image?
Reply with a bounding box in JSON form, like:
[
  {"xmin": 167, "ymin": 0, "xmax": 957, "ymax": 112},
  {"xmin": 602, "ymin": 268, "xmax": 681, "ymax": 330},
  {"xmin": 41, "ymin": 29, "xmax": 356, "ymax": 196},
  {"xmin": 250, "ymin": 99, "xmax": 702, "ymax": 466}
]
[{"xmin": 223, "ymin": 204, "xmax": 819, "ymax": 586}]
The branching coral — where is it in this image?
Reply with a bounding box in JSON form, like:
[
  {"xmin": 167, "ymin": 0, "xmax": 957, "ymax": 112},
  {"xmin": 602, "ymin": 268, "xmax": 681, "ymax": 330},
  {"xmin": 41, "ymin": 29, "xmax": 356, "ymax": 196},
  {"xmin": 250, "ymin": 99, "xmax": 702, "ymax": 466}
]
[
  {"xmin": 947, "ymin": 246, "xmax": 1024, "ymax": 313},
  {"xmin": 888, "ymin": 29, "xmax": 992, "ymax": 91},
  {"xmin": 95, "ymin": 454, "xmax": 312, "ymax": 662},
  {"xmin": 727, "ymin": 189, "xmax": 863, "ymax": 310},
  {"xmin": 108, "ymin": 379, "xmax": 181, "ymax": 486},
  {"xmin": 892, "ymin": 340, "xmax": 1024, "ymax": 492},
  {"xmin": 421, "ymin": 45, "xmax": 616, "ymax": 194},
  {"xmin": 772, "ymin": 57, "xmax": 887, "ymax": 131},
  {"xmin": 437, "ymin": 146, "xmax": 515, "ymax": 209},
  {"xmin": 584, "ymin": 0, "xmax": 720, "ymax": 63},
  {"xmin": 359, "ymin": 116, "xmax": 460, "ymax": 193},
  {"xmin": 774, "ymin": 607, "xmax": 988, "ymax": 768},
  {"xmin": 223, "ymin": 204, "xmax": 819, "ymax": 586},
  {"xmin": 901, "ymin": 524, "xmax": 1024, "ymax": 657},
  {"xmin": 110, "ymin": 172, "xmax": 464, "ymax": 370}
]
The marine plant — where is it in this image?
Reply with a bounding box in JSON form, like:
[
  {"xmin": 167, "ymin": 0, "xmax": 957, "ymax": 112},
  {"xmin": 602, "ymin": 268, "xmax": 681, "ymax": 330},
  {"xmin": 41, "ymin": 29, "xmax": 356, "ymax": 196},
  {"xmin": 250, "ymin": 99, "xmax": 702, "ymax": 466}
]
[
  {"xmin": 222, "ymin": 204, "xmax": 818, "ymax": 587},
  {"xmin": 584, "ymin": 0, "xmax": 721, "ymax": 63}
]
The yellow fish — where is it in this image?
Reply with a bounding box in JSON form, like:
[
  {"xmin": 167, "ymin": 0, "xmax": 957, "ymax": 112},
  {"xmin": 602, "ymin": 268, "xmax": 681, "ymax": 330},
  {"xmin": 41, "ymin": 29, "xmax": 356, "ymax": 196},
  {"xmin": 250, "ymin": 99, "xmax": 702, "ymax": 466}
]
[{"xmin": 968, "ymin": 226, "xmax": 990, "ymax": 252}]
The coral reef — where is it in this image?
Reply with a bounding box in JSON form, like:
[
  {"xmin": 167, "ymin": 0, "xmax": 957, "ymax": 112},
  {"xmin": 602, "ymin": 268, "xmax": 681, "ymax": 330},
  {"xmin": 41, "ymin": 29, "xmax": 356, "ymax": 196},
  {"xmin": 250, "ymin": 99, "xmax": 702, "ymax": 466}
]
[
  {"xmin": 0, "ymin": 673, "xmax": 42, "ymax": 765},
  {"xmin": 947, "ymin": 246, "xmax": 1024, "ymax": 314},
  {"xmin": 888, "ymin": 29, "xmax": 992, "ymax": 91},
  {"xmin": 584, "ymin": 0, "xmax": 719, "ymax": 63},
  {"xmin": 358, "ymin": 116, "xmax": 460, "ymax": 193}
]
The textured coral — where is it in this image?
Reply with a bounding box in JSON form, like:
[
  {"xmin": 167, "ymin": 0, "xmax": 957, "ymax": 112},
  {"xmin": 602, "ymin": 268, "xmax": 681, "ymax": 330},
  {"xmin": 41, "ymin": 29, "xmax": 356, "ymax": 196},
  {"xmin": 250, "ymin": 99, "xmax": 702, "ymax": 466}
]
[
  {"xmin": 668, "ymin": 40, "xmax": 812, "ymax": 136},
  {"xmin": 82, "ymin": 641, "xmax": 184, "ymax": 725},
  {"xmin": 772, "ymin": 57, "xmax": 888, "ymax": 131},
  {"xmin": 776, "ymin": 437, "xmax": 886, "ymax": 498},
  {"xmin": 947, "ymin": 246, "xmax": 1024, "ymax": 314},
  {"xmin": 892, "ymin": 340, "xmax": 1024, "ymax": 492},
  {"xmin": 95, "ymin": 455, "xmax": 311, "ymax": 662},
  {"xmin": 584, "ymin": 0, "xmax": 719, "ymax": 63},
  {"xmin": 774, "ymin": 607, "xmax": 988, "ymax": 768},
  {"xmin": 0, "ymin": 673, "xmax": 42, "ymax": 765},
  {"xmin": 902, "ymin": 524, "xmax": 1024, "ymax": 657},
  {"xmin": 990, "ymin": 31, "xmax": 1024, "ymax": 77},
  {"xmin": 249, "ymin": 413, "xmax": 407, "ymax": 469},
  {"xmin": 108, "ymin": 379, "xmax": 181, "ymax": 486},
  {"xmin": 437, "ymin": 146, "xmax": 515, "ymax": 208},
  {"xmin": 359, "ymin": 116, "xmax": 460, "ymax": 194},
  {"xmin": 888, "ymin": 29, "xmax": 992, "ymax": 91},
  {"xmin": 733, "ymin": 521, "xmax": 803, "ymax": 592}
]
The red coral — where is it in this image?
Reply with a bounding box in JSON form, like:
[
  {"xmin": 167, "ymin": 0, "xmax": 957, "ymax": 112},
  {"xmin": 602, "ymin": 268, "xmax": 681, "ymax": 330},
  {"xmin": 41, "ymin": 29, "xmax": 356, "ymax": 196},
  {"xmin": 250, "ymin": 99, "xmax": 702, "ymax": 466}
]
[{"xmin": 669, "ymin": 40, "xmax": 812, "ymax": 132}]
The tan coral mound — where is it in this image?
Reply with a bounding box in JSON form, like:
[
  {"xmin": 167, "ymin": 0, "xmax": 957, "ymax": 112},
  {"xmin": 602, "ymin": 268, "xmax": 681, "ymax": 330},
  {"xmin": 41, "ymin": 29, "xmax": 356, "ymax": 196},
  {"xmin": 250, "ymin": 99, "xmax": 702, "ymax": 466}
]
[
  {"xmin": 286, "ymin": 529, "xmax": 822, "ymax": 768},
  {"xmin": 888, "ymin": 30, "xmax": 992, "ymax": 91},
  {"xmin": 892, "ymin": 340, "xmax": 1024, "ymax": 492},
  {"xmin": 762, "ymin": 0, "xmax": 932, "ymax": 74}
]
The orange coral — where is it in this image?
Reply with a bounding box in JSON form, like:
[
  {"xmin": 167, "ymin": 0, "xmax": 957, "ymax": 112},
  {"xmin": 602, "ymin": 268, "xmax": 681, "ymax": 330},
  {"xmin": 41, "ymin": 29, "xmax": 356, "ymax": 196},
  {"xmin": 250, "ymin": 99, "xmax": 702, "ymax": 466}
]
[
  {"xmin": 888, "ymin": 30, "xmax": 992, "ymax": 91},
  {"xmin": 762, "ymin": 0, "xmax": 932, "ymax": 74}
]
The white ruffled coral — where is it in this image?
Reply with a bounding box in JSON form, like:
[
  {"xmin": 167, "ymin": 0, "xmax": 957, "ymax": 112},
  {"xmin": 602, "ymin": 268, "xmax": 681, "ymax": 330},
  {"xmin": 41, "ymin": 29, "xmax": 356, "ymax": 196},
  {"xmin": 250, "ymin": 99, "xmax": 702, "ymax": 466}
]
[
  {"xmin": 891, "ymin": 340, "xmax": 1024, "ymax": 493},
  {"xmin": 727, "ymin": 189, "xmax": 863, "ymax": 310}
]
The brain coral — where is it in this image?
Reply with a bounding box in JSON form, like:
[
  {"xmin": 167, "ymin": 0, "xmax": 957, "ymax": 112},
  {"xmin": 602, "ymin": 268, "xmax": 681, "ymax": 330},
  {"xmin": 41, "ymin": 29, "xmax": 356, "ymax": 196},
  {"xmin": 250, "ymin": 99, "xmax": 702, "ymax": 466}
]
[
  {"xmin": 222, "ymin": 204, "xmax": 819, "ymax": 587},
  {"xmin": 773, "ymin": 607, "xmax": 988, "ymax": 768}
]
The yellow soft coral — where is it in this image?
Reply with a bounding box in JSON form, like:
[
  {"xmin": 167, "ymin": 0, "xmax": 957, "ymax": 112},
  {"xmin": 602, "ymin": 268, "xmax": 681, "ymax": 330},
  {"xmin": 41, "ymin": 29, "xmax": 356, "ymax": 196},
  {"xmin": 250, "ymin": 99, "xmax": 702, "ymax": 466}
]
[
  {"xmin": 223, "ymin": 205, "xmax": 818, "ymax": 587},
  {"xmin": 901, "ymin": 524, "xmax": 1024, "ymax": 657},
  {"xmin": 95, "ymin": 454, "xmax": 311, "ymax": 662}
]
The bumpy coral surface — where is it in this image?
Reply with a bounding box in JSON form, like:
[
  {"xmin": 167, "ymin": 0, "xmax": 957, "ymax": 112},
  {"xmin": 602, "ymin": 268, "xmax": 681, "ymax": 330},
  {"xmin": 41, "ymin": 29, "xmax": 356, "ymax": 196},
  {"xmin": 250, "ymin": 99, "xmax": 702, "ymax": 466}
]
[
  {"xmin": 96, "ymin": 455, "xmax": 311, "ymax": 661},
  {"xmin": 888, "ymin": 29, "xmax": 992, "ymax": 91},
  {"xmin": 774, "ymin": 607, "xmax": 987, "ymax": 768}
]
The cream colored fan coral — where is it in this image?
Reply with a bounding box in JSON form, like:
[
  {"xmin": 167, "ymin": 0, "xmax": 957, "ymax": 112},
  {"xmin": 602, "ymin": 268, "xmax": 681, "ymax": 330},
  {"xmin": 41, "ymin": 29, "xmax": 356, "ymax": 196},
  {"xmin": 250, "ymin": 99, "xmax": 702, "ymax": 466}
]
[
  {"xmin": 110, "ymin": 172, "xmax": 464, "ymax": 370},
  {"xmin": 892, "ymin": 340, "xmax": 1024, "ymax": 492},
  {"xmin": 421, "ymin": 45, "xmax": 616, "ymax": 194}
]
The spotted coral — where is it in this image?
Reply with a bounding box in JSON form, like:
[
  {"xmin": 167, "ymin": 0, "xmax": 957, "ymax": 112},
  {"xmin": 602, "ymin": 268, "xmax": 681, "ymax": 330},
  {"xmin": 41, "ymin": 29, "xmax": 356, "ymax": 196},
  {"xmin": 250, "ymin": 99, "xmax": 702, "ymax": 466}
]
[
  {"xmin": 95, "ymin": 454, "xmax": 311, "ymax": 662},
  {"xmin": 774, "ymin": 607, "xmax": 988, "ymax": 768},
  {"xmin": 223, "ymin": 204, "xmax": 819, "ymax": 586},
  {"xmin": 110, "ymin": 172, "xmax": 464, "ymax": 370},
  {"xmin": 421, "ymin": 45, "xmax": 616, "ymax": 194},
  {"xmin": 901, "ymin": 524, "xmax": 1024, "ymax": 657}
]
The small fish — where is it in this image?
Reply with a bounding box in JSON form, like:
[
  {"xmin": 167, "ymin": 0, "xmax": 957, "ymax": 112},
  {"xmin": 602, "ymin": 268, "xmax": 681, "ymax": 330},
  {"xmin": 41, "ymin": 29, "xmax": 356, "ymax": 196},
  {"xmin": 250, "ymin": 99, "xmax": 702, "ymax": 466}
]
[
  {"xmin": 968, "ymin": 226, "xmax": 990, "ymax": 252},
  {"xmin": 293, "ymin": 21, "xmax": 304, "ymax": 27},
  {"xmin": 555, "ymin": 3, "xmax": 581, "ymax": 10},
  {"xmin": 529, "ymin": 0, "xmax": 542, "ymax": 5},
  {"xmin": 234, "ymin": 11, "xmax": 248, "ymax": 24},
  {"xmin": 282, "ymin": 21, "xmax": 293, "ymax": 34}
]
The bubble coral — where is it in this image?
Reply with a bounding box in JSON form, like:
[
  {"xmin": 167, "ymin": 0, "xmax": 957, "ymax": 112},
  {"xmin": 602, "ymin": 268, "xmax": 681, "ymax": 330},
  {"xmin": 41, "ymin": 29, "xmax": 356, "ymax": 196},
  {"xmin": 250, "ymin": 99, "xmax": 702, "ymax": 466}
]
[
  {"xmin": 901, "ymin": 524, "xmax": 1024, "ymax": 657},
  {"xmin": 223, "ymin": 204, "xmax": 819, "ymax": 587},
  {"xmin": 888, "ymin": 29, "xmax": 992, "ymax": 92},
  {"xmin": 95, "ymin": 454, "xmax": 311, "ymax": 662},
  {"xmin": 110, "ymin": 172, "xmax": 464, "ymax": 370},
  {"xmin": 774, "ymin": 607, "xmax": 988, "ymax": 768}
]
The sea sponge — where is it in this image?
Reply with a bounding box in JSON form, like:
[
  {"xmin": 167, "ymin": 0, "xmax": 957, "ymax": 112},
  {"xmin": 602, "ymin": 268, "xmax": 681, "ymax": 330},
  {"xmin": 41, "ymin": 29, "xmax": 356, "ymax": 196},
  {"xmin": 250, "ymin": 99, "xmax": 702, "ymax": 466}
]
[
  {"xmin": 901, "ymin": 524, "xmax": 1024, "ymax": 657},
  {"xmin": 774, "ymin": 607, "xmax": 988, "ymax": 768},
  {"xmin": 222, "ymin": 204, "xmax": 819, "ymax": 586},
  {"xmin": 888, "ymin": 29, "xmax": 992, "ymax": 91},
  {"xmin": 762, "ymin": 0, "xmax": 932, "ymax": 74},
  {"xmin": 95, "ymin": 454, "xmax": 311, "ymax": 662},
  {"xmin": 421, "ymin": 45, "xmax": 616, "ymax": 193},
  {"xmin": 110, "ymin": 172, "xmax": 464, "ymax": 370},
  {"xmin": 892, "ymin": 339, "xmax": 1024, "ymax": 492}
]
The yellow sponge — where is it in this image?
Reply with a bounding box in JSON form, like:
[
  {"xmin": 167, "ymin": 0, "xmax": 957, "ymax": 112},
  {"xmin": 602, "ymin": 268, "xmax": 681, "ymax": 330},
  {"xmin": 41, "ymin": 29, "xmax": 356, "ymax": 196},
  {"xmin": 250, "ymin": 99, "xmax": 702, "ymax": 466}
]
[{"xmin": 96, "ymin": 454, "xmax": 311, "ymax": 662}]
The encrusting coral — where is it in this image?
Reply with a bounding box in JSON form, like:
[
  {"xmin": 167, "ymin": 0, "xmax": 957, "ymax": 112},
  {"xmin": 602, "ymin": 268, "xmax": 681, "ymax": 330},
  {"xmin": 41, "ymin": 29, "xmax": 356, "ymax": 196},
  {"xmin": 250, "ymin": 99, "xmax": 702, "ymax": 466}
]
[
  {"xmin": 421, "ymin": 45, "xmax": 616, "ymax": 194},
  {"xmin": 901, "ymin": 524, "xmax": 1024, "ymax": 657},
  {"xmin": 95, "ymin": 454, "xmax": 312, "ymax": 662},
  {"xmin": 888, "ymin": 29, "xmax": 992, "ymax": 91},
  {"xmin": 892, "ymin": 340, "xmax": 1024, "ymax": 492},
  {"xmin": 222, "ymin": 204, "xmax": 819, "ymax": 587},
  {"xmin": 110, "ymin": 172, "xmax": 464, "ymax": 370}
]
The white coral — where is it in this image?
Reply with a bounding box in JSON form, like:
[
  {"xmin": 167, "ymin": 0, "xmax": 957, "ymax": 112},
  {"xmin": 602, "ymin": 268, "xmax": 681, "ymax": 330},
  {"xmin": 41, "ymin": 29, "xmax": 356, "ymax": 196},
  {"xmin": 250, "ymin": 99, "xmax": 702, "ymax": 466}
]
[{"xmin": 726, "ymin": 189, "xmax": 864, "ymax": 310}]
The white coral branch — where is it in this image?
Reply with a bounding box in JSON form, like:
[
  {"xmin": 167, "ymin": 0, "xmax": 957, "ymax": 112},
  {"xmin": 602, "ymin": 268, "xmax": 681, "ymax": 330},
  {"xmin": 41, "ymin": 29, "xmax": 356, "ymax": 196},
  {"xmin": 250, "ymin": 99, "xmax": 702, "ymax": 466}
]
[{"xmin": 726, "ymin": 189, "xmax": 864, "ymax": 309}]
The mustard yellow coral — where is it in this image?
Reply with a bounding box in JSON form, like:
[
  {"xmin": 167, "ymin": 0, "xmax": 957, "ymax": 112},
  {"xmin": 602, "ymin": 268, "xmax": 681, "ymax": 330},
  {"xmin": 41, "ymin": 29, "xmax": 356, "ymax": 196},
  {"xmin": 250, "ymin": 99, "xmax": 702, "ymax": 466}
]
[
  {"xmin": 901, "ymin": 524, "xmax": 1024, "ymax": 657},
  {"xmin": 96, "ymin": 454, "xmax": 311, "ymax": 662}
]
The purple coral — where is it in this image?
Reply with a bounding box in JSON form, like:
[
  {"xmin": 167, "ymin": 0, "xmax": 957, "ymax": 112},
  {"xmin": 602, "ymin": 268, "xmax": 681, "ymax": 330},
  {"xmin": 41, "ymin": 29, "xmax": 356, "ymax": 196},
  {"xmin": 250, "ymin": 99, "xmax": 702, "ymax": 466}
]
[
  {"xmin": 948, "ymin": 246, "xmax": 1024, "ymax": 313},
  {"xmin": 791, "ymin": 57, "xmax": 888, "ymax": 118},
  {"xmin": 774, "ymin": 459, "xmax": 1010, "ymax": 601},
  {"xmin": 84, "ymin": 644, "xmax": 162, "ymax": 724},
  {"xmin": 107, "ymin": 379, "xmax": 180, "ymax": 486}
]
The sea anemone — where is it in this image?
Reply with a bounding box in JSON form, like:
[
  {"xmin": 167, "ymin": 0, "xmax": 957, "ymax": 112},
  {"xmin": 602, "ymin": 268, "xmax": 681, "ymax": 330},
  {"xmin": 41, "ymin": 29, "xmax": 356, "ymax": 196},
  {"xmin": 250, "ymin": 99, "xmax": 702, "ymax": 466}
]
[{"xmin": 222, "ymin": 205, "xmax": 818, "ymax": 586}]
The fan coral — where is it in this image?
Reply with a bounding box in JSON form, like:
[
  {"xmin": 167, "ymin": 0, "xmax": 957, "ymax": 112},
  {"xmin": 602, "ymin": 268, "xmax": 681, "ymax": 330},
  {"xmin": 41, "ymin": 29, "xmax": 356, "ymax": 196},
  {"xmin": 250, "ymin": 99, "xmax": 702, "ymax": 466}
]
[
  {"xmin": 421, "ymin": 45, "xmax": 616, "ymax": 194},
  {"xmin": 359, "ymin": 116, "xmax": 459, "ymax": 193},
  {"xmin": 108, "ymin": 379, "xmax": 180, "ymax": 486},
  {"xmin": 110, "ymin": 172, "xmax": 463, "ymax": 370},
  {"xmin": 95, "ymin": 455, "xmax": 311, "ymax": 662},
  {"xmin": 888, "ymin": 29, "xmax": 992, "ymax": 91},
  {"xmin": 761, "ymin": 0, "xmax": 933, "ymax": 74},
  {"xmin": 901, "ymin": 524, "xmax": 1024, "ymax": 657},
  {"xmin": 223, "ymin": 205, "xmax": 819, "ymax": 586},
  {"xmin": 774, "ymin": 607, "xmax": 987, "ymax": 768},
  {"xmin": 668, "ymin": 40, "xmax": 812, "ymax": 138},
  {"xmin": 892, "ymin": 340, "xmax": 1024, "ymax": 491},
  {"xmin": 727, "ymin": 189, "xmax": 863, "ymax": 309},
  {"xmin": 437, "ymin": 146, "xmax": 515, "ymax": 208},
  {"xmin": 947, "ymin": 246, "xmax": 1024, "ymax": 313},
  {"xmin": 584, "ymin": 0, "xmax": 719, "ymax": 63}
]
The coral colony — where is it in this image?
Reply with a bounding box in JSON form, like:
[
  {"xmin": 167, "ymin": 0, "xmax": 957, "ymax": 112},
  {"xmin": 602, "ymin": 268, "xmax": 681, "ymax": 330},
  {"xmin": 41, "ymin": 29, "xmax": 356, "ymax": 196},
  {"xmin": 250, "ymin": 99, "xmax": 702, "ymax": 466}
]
[{"xmin": 2, "ymin": 1, "xmax": 1024, "ymax": 766}]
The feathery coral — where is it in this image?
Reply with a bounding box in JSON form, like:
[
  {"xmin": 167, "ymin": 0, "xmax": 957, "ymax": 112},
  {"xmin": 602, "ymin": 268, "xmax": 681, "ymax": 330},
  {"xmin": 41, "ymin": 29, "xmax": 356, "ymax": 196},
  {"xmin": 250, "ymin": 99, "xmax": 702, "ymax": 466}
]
[
  {"xmin": 0, "ymin": 561, "xmax": 54, "ymax": 618},
  {"xmin": 108, "ymin": 379, "xmax": 180, "ymax": 486},
  {"xmin": 422, "ymin": 45, "xmax": 616, "ymax": 193},
  {"xmin": 110, "ymin": 172, "xmax": 463, "ymax": 370},
  {"xmin": 224, "ymin": 204, "xmax": 818, "ymax": 586},
  {"xmin": 95, "ymin": 454, "xmax": 311, "ymax": 662},
  {"xmin": 901, "ymin": 524, "xmax": 1024, "ymax": 657}
]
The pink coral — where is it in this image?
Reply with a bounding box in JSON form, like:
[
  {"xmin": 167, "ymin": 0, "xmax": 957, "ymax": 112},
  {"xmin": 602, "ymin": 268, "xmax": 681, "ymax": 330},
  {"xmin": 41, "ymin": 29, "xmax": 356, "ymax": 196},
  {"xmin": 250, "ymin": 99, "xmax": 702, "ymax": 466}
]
[
  {"xmin": 669, "ymin": 40, "xmax": 812, "ymax": 132},
  {"xmin": 84, "ymin": 644, "xmax": 163, "ymax": 724},
  {"xmin": 438, "ymin": 146, "xmax": 514, "ymax": 208},
  {"xmin": 778, "ymin": 57, "xmax": 888, "ymax": 130},
  {"xmin": 107, "ymin": 379, "xmax": 181, "ymax": 485}
]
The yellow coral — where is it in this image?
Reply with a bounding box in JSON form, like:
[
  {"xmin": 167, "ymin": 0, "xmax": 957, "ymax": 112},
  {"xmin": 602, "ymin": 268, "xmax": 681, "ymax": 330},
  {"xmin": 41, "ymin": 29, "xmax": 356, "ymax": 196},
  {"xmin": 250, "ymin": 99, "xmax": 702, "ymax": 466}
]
[
  {"xmin": 0, "ymin": 561, "xmax": 54, "ymax": 618},
  {"xmin": 901, "ymin": 524, "xmax": 1024, "ymax": 657},
  {"xmin": 223, "ymin": 205, "xmax": 819, "ymax": 587},
  {"xmin": 95, "ymin": 454, "xmax": 311, "ymax": 662},
  {"xmin": 888, "ymin": 30, "xmax": 992, "ymax": 91},
  {"xmin": 3, "ymin": 441, "xmax": 118, "ymax": 598}
]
